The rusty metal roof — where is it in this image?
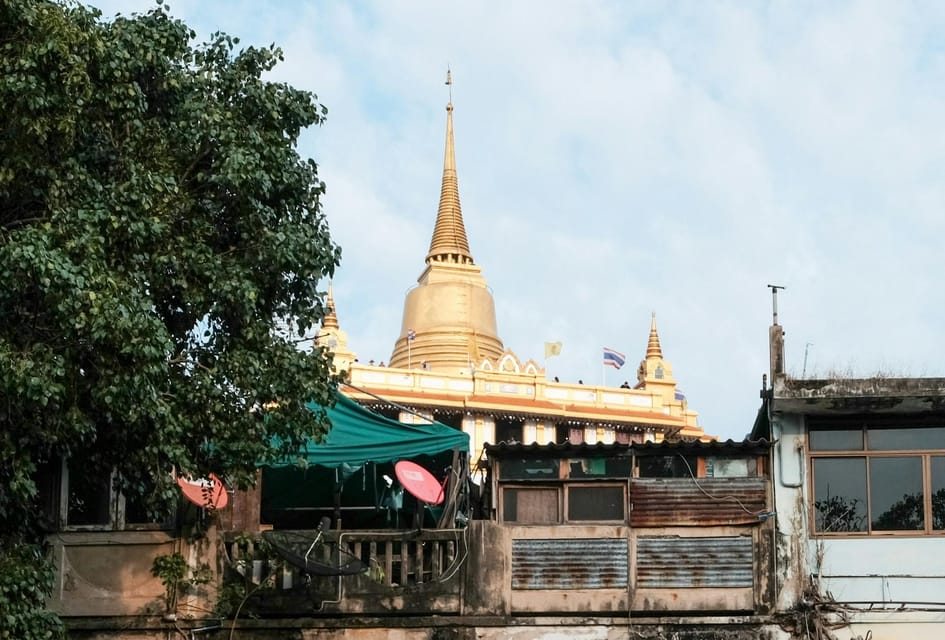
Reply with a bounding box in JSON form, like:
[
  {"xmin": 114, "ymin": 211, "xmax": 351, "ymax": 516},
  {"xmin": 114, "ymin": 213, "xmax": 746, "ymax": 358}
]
[{"xmin": 483, "ymin": 439, "xmax": 770, "ymax": 459}]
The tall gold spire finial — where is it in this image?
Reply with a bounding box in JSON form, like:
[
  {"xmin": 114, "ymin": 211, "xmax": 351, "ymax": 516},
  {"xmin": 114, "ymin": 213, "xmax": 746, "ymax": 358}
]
[
  {"xmin": 446, "ymin": 67, "xmax": 452, "ymax": 106},
  {"xmin": 425, "ymin": 68, "xmax": 472, "ymax": 265},
  {"xmin": 646, "ymin": 312, "xmax": 663, "ymax": 359}
]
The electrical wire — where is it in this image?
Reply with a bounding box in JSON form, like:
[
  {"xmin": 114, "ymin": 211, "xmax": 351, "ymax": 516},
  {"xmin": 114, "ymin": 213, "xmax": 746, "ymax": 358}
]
[{"xmin": 676, "ymin": 453, "xmax": 771, "ymax": 517}]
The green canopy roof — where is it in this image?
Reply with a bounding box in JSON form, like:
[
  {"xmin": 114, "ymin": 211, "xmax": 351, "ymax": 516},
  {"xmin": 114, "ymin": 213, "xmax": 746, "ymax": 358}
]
[{"xmin": 266, "ymin": 392, "xmax": 469, "ymax": 469}]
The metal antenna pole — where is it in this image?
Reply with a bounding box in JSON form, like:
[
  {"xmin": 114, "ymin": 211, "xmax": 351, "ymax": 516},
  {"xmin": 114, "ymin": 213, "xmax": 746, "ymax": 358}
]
[{"xmin": 767, "ymin": 284, "xmax": 785, "ymax": 324}]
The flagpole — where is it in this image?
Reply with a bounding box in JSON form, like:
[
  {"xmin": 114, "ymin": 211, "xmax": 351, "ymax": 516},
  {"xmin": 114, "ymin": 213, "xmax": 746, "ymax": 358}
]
[{"xmin": 408, "ymin": 339, "xmax": 411, "ymax": 370}]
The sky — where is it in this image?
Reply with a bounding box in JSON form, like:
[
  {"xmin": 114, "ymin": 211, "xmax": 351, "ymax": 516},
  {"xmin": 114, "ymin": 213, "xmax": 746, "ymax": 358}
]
[{"xmin": 93, "ymin": 1, "xmax": 945, "ymax": 441}]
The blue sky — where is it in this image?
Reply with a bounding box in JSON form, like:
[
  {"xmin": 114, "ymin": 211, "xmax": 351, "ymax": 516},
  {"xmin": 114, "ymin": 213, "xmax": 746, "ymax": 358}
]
[{"xmin": 94, "ymin": 1, "xmax": 945, "ymax": 440}]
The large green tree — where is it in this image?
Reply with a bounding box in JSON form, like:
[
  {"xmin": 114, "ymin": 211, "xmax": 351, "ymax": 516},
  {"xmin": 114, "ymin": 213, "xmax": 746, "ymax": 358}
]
[{"xmin": 0, "ymin": 0, "xmax": 340, "ymax": 634}]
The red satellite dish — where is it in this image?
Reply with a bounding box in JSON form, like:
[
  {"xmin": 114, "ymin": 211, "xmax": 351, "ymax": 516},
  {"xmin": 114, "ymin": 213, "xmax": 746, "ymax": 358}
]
[
  {"xmin": 394, "ymin": 461, "xmax": 445, "ymax": 505},
  {"xmin": 177, "ymin": 473, "xmax": 229, "ymax": 511}
]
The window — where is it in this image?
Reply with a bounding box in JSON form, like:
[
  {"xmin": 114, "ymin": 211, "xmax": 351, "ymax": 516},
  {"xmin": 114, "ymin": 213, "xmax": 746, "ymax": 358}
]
[
  {"xmin": 41, "ymin": 459, "xmax": 173, "ymax": 531},
  {"xmin": 497, "ymin": 455, "xmax": 629, "ymax": 523},
  {"xmin": 501, "ymin": 484, "xmax": 626, "ymax": 523},
  {"xmin": 63, "ymin": 462, "xmax": 111, "ymax": 526},
  {"xmin": 503, "ymin": 487, "xmax": 559, "ymax": 523},
  {"xmin": 568, "ymin": 458, "xmax": 631, "ymax": 478},
  {"xmin": 494, "ymin": 417, "xmax": 523, "ymax": 444},
  {"xmin": 567, "ymin": 485, "xmax": 624, "ymax": 521},
  {"xmin": 704, "ymin": 456, "xmax": 756, "ymax": 478},
  {"xmin": 500, "ymin": 458, "xmax": 559, "ymax": 480},
  {"xmin": 809, "ymin": 418, "xmax": 945, "ymax": 535},
  {"xmin": 636, "ymin": 455, "xmax": 698, "ymax": 478}
]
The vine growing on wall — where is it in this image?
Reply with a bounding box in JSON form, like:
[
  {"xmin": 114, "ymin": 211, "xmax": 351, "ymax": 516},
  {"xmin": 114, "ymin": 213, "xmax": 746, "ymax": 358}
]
[{"xmin": 151, "ymin": 552, "xmax": 212, "ymax": 616}]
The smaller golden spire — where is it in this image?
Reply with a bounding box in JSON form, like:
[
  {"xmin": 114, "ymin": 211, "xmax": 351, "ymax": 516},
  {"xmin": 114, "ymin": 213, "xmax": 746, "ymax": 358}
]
[
  {"xmin": 323, "ymin": 281, "xmax": 339, "ymax": 329},
  {"xmin": 646, "ymin": 312, "xmax": 662, "ymax": 359}
]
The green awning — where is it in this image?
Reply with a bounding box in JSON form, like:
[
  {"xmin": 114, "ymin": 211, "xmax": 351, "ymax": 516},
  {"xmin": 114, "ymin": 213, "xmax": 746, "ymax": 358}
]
[{"xmin": 266, "ymin": 392, "xmax": 469, "ymax": 469}]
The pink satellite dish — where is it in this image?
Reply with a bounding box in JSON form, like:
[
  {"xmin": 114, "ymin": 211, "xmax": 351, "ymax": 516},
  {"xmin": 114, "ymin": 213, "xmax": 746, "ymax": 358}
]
[
  {"xmin": 394, "ymin": 460, "xmax": 445, "ymax": 505},
  {"xmin": 177, "ymin": 473, "xmax": 229, "ymax": 511}
]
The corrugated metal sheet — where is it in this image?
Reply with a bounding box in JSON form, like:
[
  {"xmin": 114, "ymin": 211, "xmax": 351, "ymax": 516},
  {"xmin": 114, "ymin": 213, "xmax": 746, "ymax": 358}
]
[
  {"xmin": 636, "ymin": 535, "xmax": 753, "ymax": 588},
  {"xmin": 630, "ymin": 477, "xmax": 767, "ymax": 526},
  {"xmin": 485, "ymin": 439, "xmax": 770, "ymax": 458},
  {"xmin": 512, "ymin": 538, "xmax": 628, "ymax": 590}
]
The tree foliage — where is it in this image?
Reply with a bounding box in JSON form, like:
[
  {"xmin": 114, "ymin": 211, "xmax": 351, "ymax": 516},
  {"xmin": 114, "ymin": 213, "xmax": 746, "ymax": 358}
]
[{"xmin": 0, "ymin": 0, "xmax": 341, "ymax": 629}]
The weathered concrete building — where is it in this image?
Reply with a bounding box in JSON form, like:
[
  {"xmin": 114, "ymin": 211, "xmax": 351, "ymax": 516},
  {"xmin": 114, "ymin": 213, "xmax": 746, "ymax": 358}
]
[
  {"xmin": 749, "ymin": 292, "xmax": 945, "ymax": 640},
  {"xmin": 57, "ymin": 436, "xmax": 785, "ymax": 640}
]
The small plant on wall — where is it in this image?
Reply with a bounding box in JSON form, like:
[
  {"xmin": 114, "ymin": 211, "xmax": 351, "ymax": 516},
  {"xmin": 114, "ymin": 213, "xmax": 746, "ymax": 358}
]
[{"xmin": 151, "ymin": 552, "xmax": 212, "ymax": 617}]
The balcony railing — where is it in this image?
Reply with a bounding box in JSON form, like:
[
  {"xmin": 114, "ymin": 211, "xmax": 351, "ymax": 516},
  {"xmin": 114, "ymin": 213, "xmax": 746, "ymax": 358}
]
[{"xmin": 224, "ymin": 528, "xmax": 466, "ymax": 591}]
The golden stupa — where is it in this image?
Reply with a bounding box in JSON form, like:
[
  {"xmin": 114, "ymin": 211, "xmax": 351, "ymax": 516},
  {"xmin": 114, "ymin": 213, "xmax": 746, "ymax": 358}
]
[{"xmin": 318, "ymin": 73, "xmax": 707, "ymax": 464}]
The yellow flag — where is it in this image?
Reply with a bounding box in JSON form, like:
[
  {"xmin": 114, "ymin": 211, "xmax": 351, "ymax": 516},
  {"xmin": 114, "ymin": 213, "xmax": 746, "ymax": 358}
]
[{"xmin": 544, "ymin": 341, "xmax": 563, "ymax": 358}]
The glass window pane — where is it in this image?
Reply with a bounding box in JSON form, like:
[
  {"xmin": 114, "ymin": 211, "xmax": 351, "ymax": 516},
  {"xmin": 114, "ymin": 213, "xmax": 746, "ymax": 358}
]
[
  {"xmin": 813, "ymin": 458, "xmax": 867, "ymax": 533},
  {"xmin": 567, "ymin": 485, "xmax": 624, "ymax": 521},
  {"xmin": 932, "ymin": 457, "xmax": 945, "ymax": 531},
  {"xmin": 500, "ymin": 459, "xmax": 559, "ymax": 480},
  {"xmin": 809, "ymin": 428, "xmax": 863, "ymax": 451},
  {"xmin": 870, "ymin": 457, "xmax": 924, "ymax": 531},
  {"xmin": 67, "ymin": 464, "xmax": 112, "ymax": 527},
  {"xmin": 704, "ymin": 457, "xmax": 752, "ymax": 478},
  {"xmin": 637, "ymin": 455, "xmax": 698, "ymax": 478},
  {"xmin": 868, "ymin": 427, "xmax": 945, "ymax": 451},
  {"xmin": 568, "ymin": 458, "xmax": 631, "ymax": 478}
]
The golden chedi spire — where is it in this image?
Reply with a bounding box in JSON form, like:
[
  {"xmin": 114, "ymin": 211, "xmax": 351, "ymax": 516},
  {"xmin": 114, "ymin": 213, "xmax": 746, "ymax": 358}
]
[
  {"xmin": 389, "ymin": 70, "xmax": 504, "ymax": 373},
  {"xmin": 637, "ymin": 312, "xmax": 677, "ymax": 395},
  {"xmin": 646, "ymin": 312, "xmax": 662, "ymax": 359},
  {"xmin": 426, "ymin": 68, "xmax": 473, "ymax": 266},
  {"xmin": 316, "ymin": 280, "xmax": 357, "ymax": 372},
  {"xmin": 323, "ymin": 281, "xmax": 339, "ymax": 329}
]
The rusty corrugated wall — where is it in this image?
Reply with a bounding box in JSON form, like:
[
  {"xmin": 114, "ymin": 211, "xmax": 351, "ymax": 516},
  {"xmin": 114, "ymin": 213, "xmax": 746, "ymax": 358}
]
[
  {"xmin": 630, "ymin": 477, "xmax": 766, "ymax": 526},
  {"xmin": 636, "ymin": 535, "xmax": 753, "ymax": 588},
  {"xmin": 511, "ymin": 538, "xmax": 628, "ymax": 590}
]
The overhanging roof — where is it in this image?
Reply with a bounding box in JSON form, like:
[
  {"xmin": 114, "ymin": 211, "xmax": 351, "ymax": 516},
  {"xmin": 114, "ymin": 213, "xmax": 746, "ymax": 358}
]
[{"xmin": 266, "ymin": 392, "xmax": 469, "ymax": 469}]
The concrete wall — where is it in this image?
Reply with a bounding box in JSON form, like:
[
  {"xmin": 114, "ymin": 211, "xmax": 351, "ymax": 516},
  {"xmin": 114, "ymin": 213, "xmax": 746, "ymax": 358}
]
[{"xmin": 48, "ymin": 529, "xmax": 220, "ymax": 618}]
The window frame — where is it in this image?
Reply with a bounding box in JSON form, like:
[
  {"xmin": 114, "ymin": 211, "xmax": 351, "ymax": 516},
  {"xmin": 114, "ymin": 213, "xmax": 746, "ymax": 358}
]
[
  {"xmin": 807, "ymin": 418, "xmax": 945, "ymax": 538},
  {"xmin": 498, "ymin": 481, "xmax": 628, "ymax": 524},
  {"xmin": 56, "ymin": 459, "xmax": 174, "ymax": 532}
]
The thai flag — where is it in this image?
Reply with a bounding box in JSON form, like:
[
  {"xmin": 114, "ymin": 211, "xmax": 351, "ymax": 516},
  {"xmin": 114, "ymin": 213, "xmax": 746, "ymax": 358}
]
[
  {"xmin": 603, "ymin": 347, "xmax": 626, "ymax": 369},
  {"xmin": 406, "ymin": 329, "xmax": 416, "ymax": 341}
]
